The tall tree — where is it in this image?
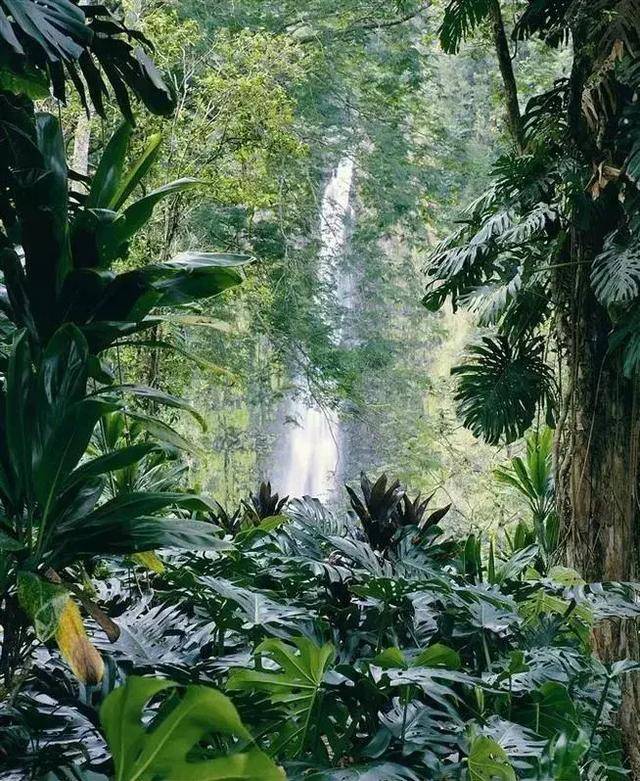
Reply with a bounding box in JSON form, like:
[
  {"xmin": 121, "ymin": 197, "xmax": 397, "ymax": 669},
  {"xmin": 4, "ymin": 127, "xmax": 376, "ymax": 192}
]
[{"xmin": 425, "ymin": 0, "xmax": 640, "ymax": 769}]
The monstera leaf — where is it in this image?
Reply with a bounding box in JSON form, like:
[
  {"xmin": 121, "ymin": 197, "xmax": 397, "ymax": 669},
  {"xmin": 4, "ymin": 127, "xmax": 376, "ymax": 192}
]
[
  {"xmin": 100, "ymin": 676, "xmax": 284, "ymax": 781},
  {"xmin": 452, "ymin": 335, "xmax": 555, "ymax": 445},
  {"xmin": 228, "ymin": 637, "xmax": 336, "ymax": 758}
]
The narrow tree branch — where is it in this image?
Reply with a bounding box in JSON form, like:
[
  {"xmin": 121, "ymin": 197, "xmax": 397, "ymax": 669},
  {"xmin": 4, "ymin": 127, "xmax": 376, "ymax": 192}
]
[{"xmin": 296, "ymin": 4, "xmax": 429, "ymax": 43}]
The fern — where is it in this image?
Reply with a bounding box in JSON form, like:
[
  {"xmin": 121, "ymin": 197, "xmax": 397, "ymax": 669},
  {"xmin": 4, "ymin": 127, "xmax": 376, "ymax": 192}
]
[{"xmin": 452, "ymin": 335, "xmax": 555, "ymax": 444}]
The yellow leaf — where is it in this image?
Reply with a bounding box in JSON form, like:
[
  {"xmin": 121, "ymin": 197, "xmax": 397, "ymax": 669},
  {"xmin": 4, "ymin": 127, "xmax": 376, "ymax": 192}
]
[
  {"xmin": 131, "ymin": 550, "xmax": 165, "ymax": 573},
  {"xmin": 55, "ymin": 599, "xmax": 104, "ymax": 685}
]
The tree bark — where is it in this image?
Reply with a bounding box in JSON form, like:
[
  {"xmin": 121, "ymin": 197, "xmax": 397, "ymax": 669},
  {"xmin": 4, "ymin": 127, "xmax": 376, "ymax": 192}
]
[
  {"xmin": 488, "ymin": 1, "xmax": 524, "ymax": 152},
  {"xmin": 70, "ymin": 111, "xmax": 92, "ymax": 194},
  {"xmin": 554, "ymin": 230, "xmax": 640, "ymax": 777}
]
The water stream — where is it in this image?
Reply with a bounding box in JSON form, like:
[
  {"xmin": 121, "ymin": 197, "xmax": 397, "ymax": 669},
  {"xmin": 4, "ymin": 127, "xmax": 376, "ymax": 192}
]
[{"xmin": 277, "ymin": 157, "xmax": 355, "ymax": 501}]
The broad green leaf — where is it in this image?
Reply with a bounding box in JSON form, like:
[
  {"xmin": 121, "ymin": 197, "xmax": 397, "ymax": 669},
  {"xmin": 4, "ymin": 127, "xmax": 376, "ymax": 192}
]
[
  {"xmin": 374, "ymin": 647, "xmax": 407, "ymax": 669},
  {"xmin": 35, "ymin": 113, "xmax": 72, "ymax": 289},
  {"xmin": 110, "ymin": 384, "xmax": 207, "ymax": 431},
  {"xmin": 228, "ymin": 637, "xmax": 335, "ymax": 757},
  {"xmin": 100, "ymin": 676, "xmax": 285, "ymax": 781},
  {"xmin": 39, "ymin": 324, "xmax": 89, "ymax": 413},
  {"xmin": 126, "ymin": 410, "xmax": 200, "ymax": 454},
  {"xmin": 87, "ymin": 122, "xmax": 133, "ymax": 209},
  {"xmin": 100, "ymin": 179, "xmax": 201, "ymax": 260},
  {"xmin": 467, "ymin": 735, "xmax": 516, "ymax": 781},
  {"xmin": 6, "ymin": 330, "xmax": 33, "ymax": 497},
  {"xmin": 413, "ymin": 643, "xmax": 460, "ymax": 670},
  {"xmin": 64, "ymin": 443, "xmax": 160, "ymax": 489},
  {"xmin": 143, "ymin": 252, "xmax": 250, "ymax": 307},
  {"xmin": 111, "ymin": 132, "xmax": 163, "ymax": 211},
  {"xmin": 34, "ymin": 399, "xmax": 116, "ymax": 520},
  {"xmin": 516, "ymin": 682, "xmax": 577, "ymax": 739}
]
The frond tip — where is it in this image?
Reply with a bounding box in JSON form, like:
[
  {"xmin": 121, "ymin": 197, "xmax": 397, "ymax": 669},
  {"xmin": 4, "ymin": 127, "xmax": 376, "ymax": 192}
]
[
  {"xmin": 439, "ymin": 0, "xmax": 492, "ymax": 54},
  {"xmin": 452, "ymin": 334, "xmax": 555, "ymax": 444}
]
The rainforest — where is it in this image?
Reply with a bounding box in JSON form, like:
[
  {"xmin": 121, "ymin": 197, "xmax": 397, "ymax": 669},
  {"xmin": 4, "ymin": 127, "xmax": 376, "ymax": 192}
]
[{"xmin": 1, "ymin": 1, "xmax": 640, "ymax": 779}]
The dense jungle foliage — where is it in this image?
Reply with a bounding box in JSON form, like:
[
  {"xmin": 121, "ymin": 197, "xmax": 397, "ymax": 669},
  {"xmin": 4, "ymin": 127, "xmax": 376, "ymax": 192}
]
[{"xmin": 1, "ymin": 0, "xmax": 640, "ymax": 779}]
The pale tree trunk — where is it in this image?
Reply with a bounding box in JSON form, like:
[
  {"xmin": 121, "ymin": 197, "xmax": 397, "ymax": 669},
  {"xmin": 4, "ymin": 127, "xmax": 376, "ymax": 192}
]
[
  {"xmin": 554, "ymin": 231, "xmax": 640, "ymax": 777},
  {"xmin": 70, "ymin": 110, "xmax": 92, "ymax": 193}
]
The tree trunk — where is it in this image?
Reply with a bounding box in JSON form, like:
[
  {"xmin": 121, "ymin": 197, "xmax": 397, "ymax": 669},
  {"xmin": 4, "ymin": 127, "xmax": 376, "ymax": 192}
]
[
  {"xmin": 70, "ymin": 110, "xmax": 92, "ymax": 193},
  {"xmin": 554, "ymin": 230, "xmax": 640, "ymax": 777},
  {"xmin": 488, "ymin": 1, "xmax": 524, "ymax": 152}
]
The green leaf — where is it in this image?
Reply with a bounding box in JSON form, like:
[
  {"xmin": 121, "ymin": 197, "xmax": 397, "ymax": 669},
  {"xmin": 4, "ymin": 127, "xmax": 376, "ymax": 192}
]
[
  {"xmin": 100, "ymin": 676, "xmax": 284, "ymax": 781},
  {"xmin": 86, "ymin": 122, "xmax": 133, "ymax": 210},
  {"xmin": 125, "ymin": 410, "xmax": 200, "ymax": 453},
  {"xmin": 452, "ymin": 335, "xmax": 555, "ymax": 445},
  {"xmin": 228, "ymin": 637, "xmax": 335, "ymax": 758},
  {"xmin": 592, "ymin": 229, "xmax": 640, "ymax": 305},
  {"xmin": 38, "ymin": 324, "xmax": 89, "ymax": 413},
  {"xmin": 439, "ymin": 0, "xmax": 492, "ymax": 53},
  {"xmin": 35, "ymin": 113, "xmax": 72, "ymax": 290},
  {"xmin": 17, "ymin": 571, "xmax": 69, "ymax": 642},
  {"xmin": 143, "ymin": 252, "xmax": 250, "ymax": 307},
  {"xmin": 34, "ymin": 399, "xmax": 116, "ymax": 519},
  {"xmin": 111, "ymin": 132, "xmax": 163, "ymax": 211},
  {"xmin": 374, "ymin": 647, "xmax": 407, "ymax": 670},
  {"xmin": 6, "ymin": 330, "xmax": 33, "ymax": 497},
  {"xmin": 413, "ymin": 643, "xmax": 461, "ymax": 670},
  {"xmin": 517, "ymin": 682, "xmax": 577, "ymax": 739},
  {"xmin": 99, "ymin": 179, "xmax": 201, "ymax": 261},
  {"xmin": 109, "ymin": 384, "xmax": 207, "ymax": 431},
  {"xmin": 467, "ymin": 735, "xmax": 516, "ymax": 781},
  {"xmin": 64, "ymin": 443, "xmax": 161, "ymax": 489}
]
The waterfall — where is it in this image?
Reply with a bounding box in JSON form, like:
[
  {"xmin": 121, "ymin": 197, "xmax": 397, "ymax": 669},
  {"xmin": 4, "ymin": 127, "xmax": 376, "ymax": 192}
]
[{"xmin": 277, "ymin": 157, "xmax": 355, "ymax": 501}]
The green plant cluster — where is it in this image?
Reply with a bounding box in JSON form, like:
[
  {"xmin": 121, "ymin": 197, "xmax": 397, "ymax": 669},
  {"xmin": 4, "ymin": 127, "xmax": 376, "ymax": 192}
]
[{"xmin": 4, "ymin": 471, "xmax": 640, "ymax": 780}]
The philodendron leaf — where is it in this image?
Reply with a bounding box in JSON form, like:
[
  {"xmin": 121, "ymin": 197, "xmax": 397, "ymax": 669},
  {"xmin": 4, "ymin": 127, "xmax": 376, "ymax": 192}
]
[
  {"xmin": 228, "ymin": 637, "xmax": 335, "ymax": 758},
  {"xmin": 100, "ymin": 676, "xmax": 285, "ymax": 781},
  {"xmin": 467, "ymin": 735, "xmax": 516, "ymax": 781}
]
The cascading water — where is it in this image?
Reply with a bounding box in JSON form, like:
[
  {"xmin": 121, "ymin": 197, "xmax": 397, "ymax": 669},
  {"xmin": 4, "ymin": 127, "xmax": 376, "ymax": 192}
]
[{"xmin": 277, "ymin": 157, "xmax": 355, "ymax": 501}]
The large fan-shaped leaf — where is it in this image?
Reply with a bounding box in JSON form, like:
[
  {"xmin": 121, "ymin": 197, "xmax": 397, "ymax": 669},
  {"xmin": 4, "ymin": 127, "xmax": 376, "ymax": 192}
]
[
  {"xmin": 0, "ymin": 1, "xmax": 174, "ymax": 119},
  {"xmin": 228, "ymin": 637, "xmax": 335, "ymax": 758},
  {"xmin": 452, "ymin": 335, "xmax": 555, "ymax": 444},
  {"xmin": 100, "ymin": 676, "xmax": 284, "ymax": 781}
]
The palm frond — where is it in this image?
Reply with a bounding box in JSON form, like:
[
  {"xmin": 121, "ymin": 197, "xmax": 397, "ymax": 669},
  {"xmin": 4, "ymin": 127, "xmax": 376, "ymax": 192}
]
[
  {"xmin": 512, "ymin": 0, "xmax": 573, "ymax": 46},
  {"xmin": 0, "ymin": 0, "xmax": 174, "ymax": 119},
  {"xmin": 439, "ymin": 0, "xmax": 492, "ymax": 54}
]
